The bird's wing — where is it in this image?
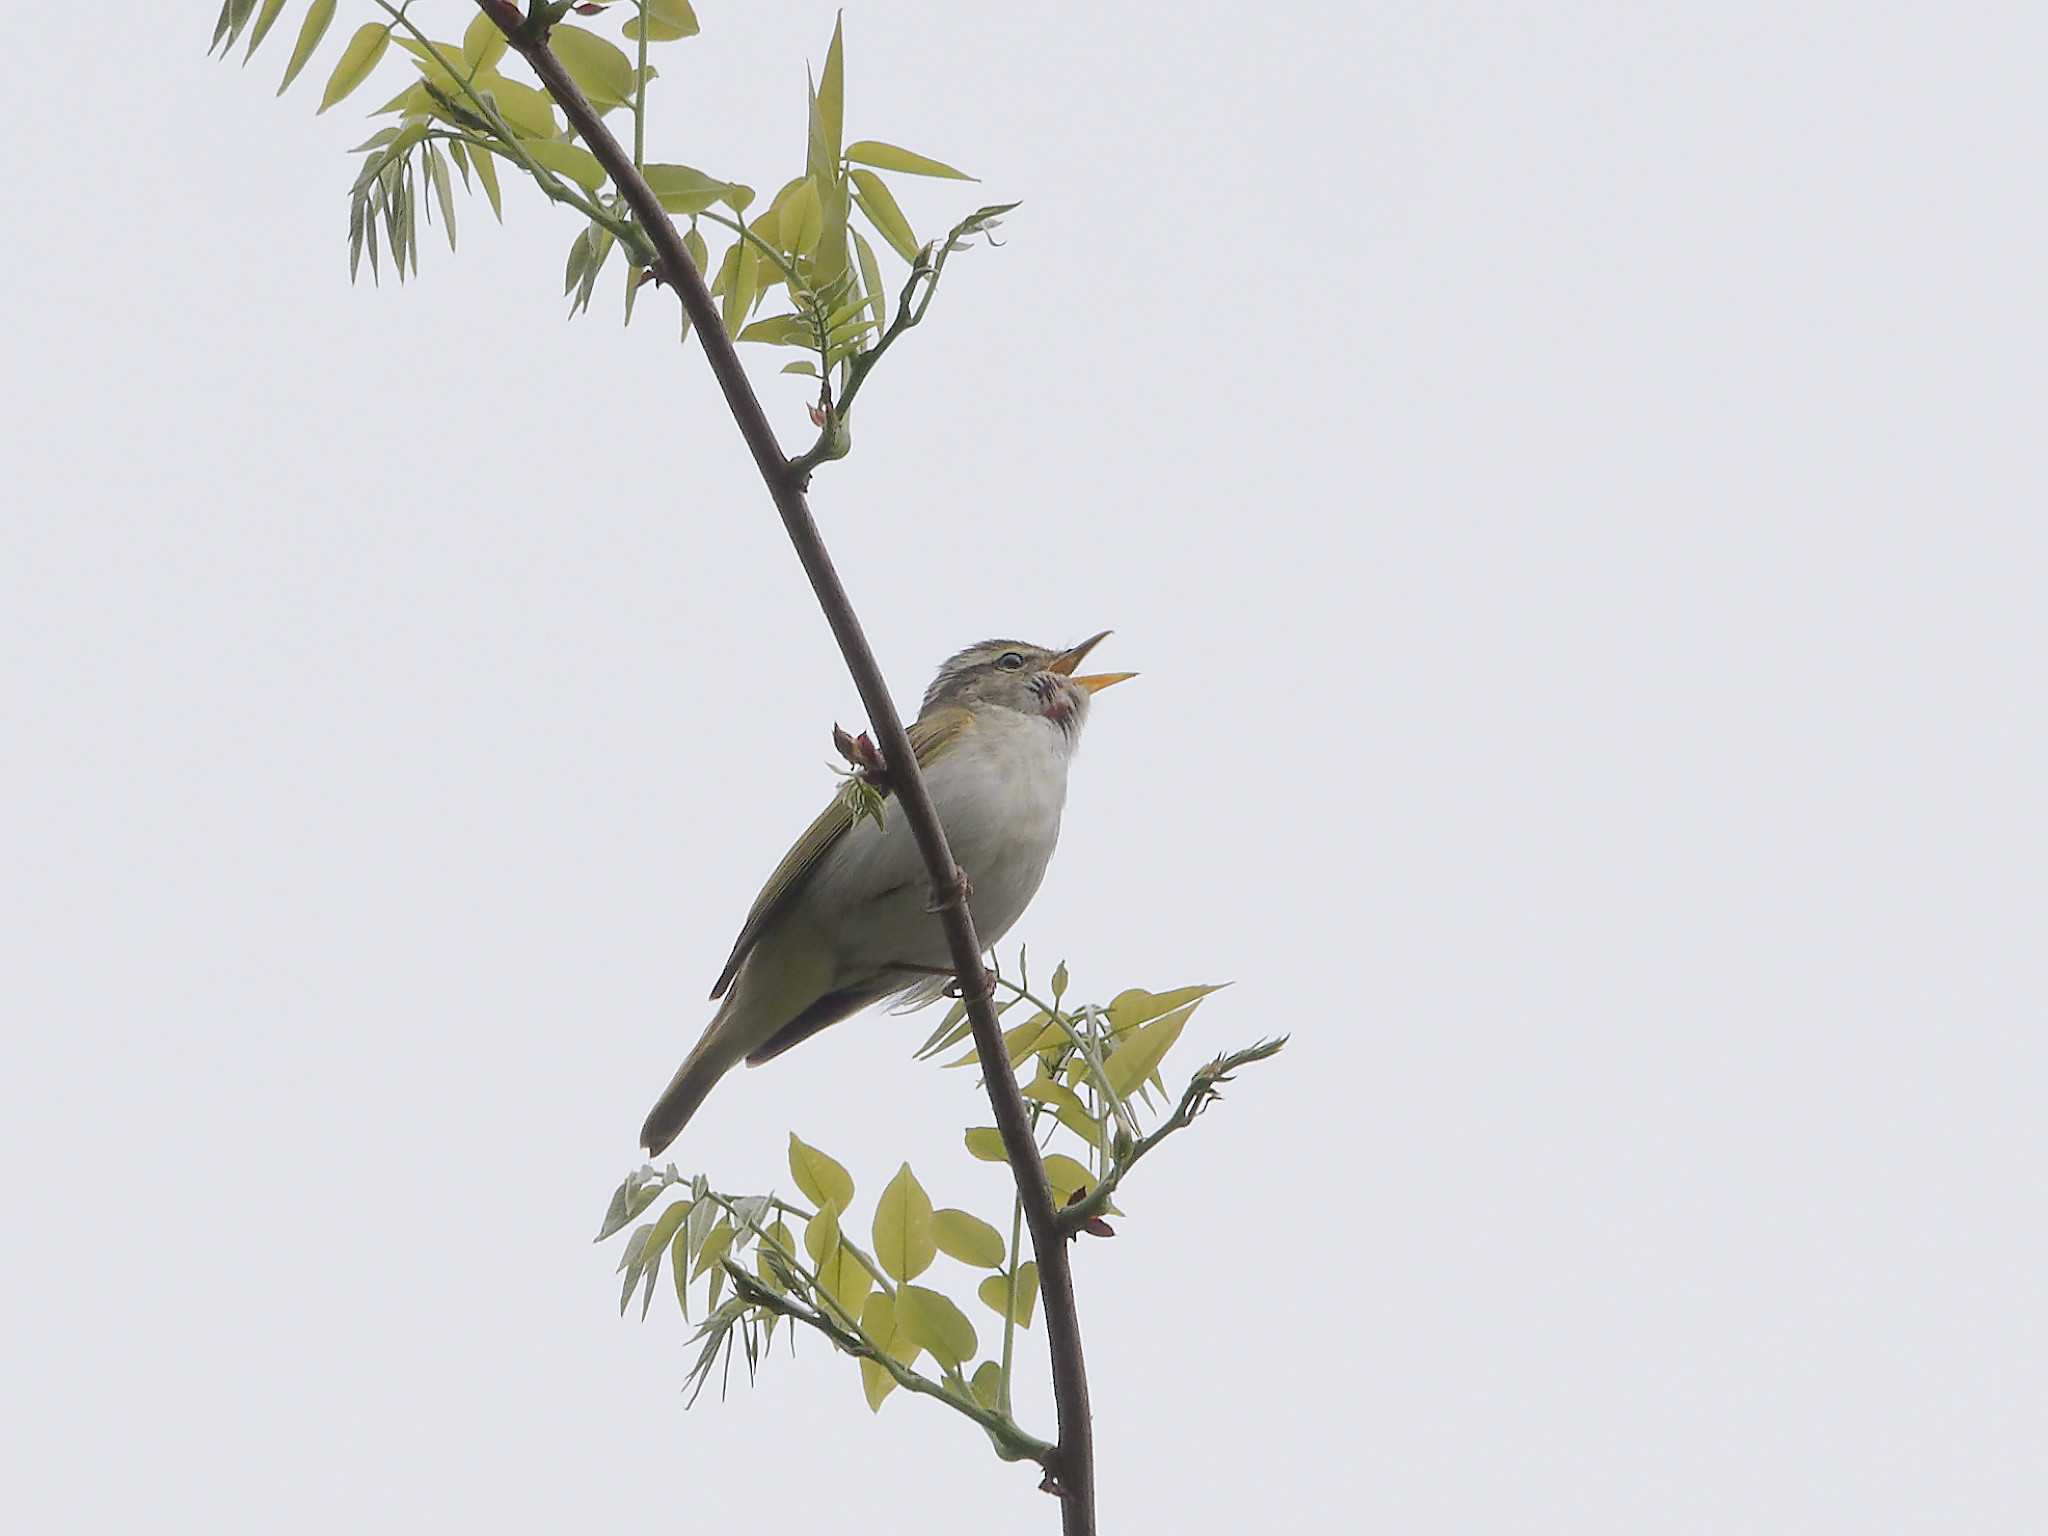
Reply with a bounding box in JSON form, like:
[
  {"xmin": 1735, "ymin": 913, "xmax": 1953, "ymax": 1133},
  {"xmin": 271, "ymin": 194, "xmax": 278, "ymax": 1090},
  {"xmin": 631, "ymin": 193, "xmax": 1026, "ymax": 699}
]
[{"xmin": 708, "ymin": 707, "xmax": 974, "ymax": 1000}]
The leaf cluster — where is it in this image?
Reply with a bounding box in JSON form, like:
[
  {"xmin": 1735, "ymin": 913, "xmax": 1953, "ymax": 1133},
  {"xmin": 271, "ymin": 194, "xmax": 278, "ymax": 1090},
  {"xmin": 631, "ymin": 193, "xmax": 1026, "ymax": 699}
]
[
  {"xmin": 215, "ymin": 3, "xmax": 1007, "ymax": 442},
  {"xmin": 595, "ymin": 949, "xmax": 1282, "ymax": 1468}
]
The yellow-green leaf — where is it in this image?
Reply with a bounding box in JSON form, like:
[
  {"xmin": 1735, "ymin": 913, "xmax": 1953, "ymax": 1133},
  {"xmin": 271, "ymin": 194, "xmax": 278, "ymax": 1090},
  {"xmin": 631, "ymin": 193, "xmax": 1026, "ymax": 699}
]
[
  {"xmin": 472, "ymin": 142, "xmax": 504, "ymax": 221},
  {"xmin": 1022, "ymin": 1070, "xmax": 1089, "ymax": 1122},
  {"xmin": 945, "ymin": 1009, "xmax": 1061, "ymax": 1071},
  {"xmin": 426, "ymin": 146, "xmax": 457, "ymax": 251},
  {"xmin": 318, "ymin": 22, "xmax": 389, "ymax": 114},
  {"xmin": 872, "ymin": 1162, "xmax": 936, "ymax": 1282},
  {"xmin": 690, "ymin": 1217, "xmax": 734, "ymax": 1279},
  {"xmin": 852, "ymin": 227, "xmax": 887, "ymax": 331},
  {"xmin": 1042, "ymin": 1154, "xmax": 1095, "ymax": 1206},
  {"xmin": 277, "ymin": 0, "xmax": 336, "ymax": 96},
  {"xmin": 815, "ymin": 16, "xmax": 845, "ymax": 172},
  {"xmin": 803, "ymin": 1205, "xmax": 841, "ymax": 1266},
  {"xmin": 461, "ymin": 10, "xmax": 507, "ymax": 73},
  {"xmin": 815, "ymin": 1234, "xmax": 872, "ymax": 1320},
  {"xmin": 738, "ymin": 313, "xmax": 815, "ymax": 347},
  {"xmin": 897, "ymin": 1284, "xmax": 977, "ymax": 1369},
  {"xmin": 978, "ymin": 1262, "xmax": 1039, "ymax": 1327},
  {"xmin": 474, "ymin": 69, "xmax": 559, "ymax": 139},
  {"xmin": 644, "ymin": 163, "xmax": 750, "ymax": 216},
  {"xmin": 1104, "ymin": 1003, "xmax": 1209, "ymax": 1098},
  {"xmin": 849, "ymin": 169, "xmax": 919, "ymax": 264},
  {"xmin": 524, "ymin": 139, "xmax": 607, "ymax": 192},
  {"xmin": 1105, "ymin": 984, "xmax": 1224, "ymax": 1038},
  {"xmin": 969, "ymin": 1360, "xmax": 1003, "ymax": 1410},
  {"xmin": 933, "ymin": 1208, "xmax": 1006, "ymax": 1268},
  {"xmin": 964, "ymin": 1127, "xmax": 1007, "ymax": 1162},
  {"xmin": 551, "ymin": 24, "xmax": 636, "ymax": 110},
  {"xmin": 788, "ymin": 1133, "xmax": 855, "ymax": 1214},
  {"xmin": 858, "ymin": 1291, "xmax": 922, "ymax": 1411},
  {"xmin": 844, "ymin": 140, "xmax": 974, "ymax": 180},
  {"xmin": 668, "ymin": 1221, "xmax": 691, "ymax": 1317},
  {"xmin": 626, "ymin": 0, "xmax": 700, "ymax": 43},
  {"xmin": 244, "ymin": 0, "xmax": 287, "ymax": 59}
]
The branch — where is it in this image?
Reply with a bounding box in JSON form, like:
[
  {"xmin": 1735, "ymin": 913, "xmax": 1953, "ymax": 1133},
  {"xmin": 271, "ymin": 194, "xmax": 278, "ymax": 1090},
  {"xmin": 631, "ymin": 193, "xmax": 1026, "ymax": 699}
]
[
  {"xmin": 1054, "ymin": 1038, "xmax": 1289, "ymax": 1237},
  {"xmin": 479, "ymin": 5, "xmax": 1095, "ymax": 1526}
]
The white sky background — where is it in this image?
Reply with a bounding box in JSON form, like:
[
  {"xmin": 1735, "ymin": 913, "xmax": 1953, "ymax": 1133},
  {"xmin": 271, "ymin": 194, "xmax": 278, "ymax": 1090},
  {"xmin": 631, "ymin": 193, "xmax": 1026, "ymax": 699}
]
[{"xmin": 6, "ymin": 2, "xmax": 2042, "ymax": 1529}]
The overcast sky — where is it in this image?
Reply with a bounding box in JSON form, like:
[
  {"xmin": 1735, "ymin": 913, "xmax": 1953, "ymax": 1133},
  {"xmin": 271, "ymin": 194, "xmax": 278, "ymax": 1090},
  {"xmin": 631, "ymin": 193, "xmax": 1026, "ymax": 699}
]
[{"xmin": 6, "ymin": 2, "xmax": 2043, "ymax": 1530}]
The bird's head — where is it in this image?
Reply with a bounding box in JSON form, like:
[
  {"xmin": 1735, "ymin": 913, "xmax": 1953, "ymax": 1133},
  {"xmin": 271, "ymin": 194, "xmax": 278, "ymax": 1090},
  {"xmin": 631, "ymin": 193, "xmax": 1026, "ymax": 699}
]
[{"xmin": 920, "ymin": 631, "xmax": 1135, "ymax": 734}]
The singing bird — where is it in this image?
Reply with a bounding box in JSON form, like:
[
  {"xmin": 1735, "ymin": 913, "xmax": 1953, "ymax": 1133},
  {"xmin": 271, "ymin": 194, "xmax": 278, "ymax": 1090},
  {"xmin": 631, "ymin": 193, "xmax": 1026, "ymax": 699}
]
[{"xmin": 639, "ymin": 633, "xmax": 1134, "ymax": 1156}]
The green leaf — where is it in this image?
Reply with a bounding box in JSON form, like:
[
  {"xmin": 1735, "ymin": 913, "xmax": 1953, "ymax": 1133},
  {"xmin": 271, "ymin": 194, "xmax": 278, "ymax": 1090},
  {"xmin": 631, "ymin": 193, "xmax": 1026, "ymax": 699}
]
[
  {"xmin": 781, "ymin": 360, "xmax": 819, "ymax": 376},
  {"xmin": 669, "ymin": 1220, "xmax": 691, "ymax": 1317},
  {"xmin": 1041, "ymin": 1154, "xmax": 1095, "ymax": 1206},
  {"xmin": 738, "ymin": 314, "xmax": 815, "ymax": 348},
  {"xmin": 594, "ymin": 1169, "xmax": 667, "ymax": 1241},
  {"xmin": 963, "ymin": 1127, "xmax": 1007, "ymax": 1162},
  {"xmin": 933, "ymin": 1208, "xmax": 1005, "ymax": 1268},
  {"xmin": 318, "ymin": 23, "xmax": 390, "ymax": 114},
  {"xmin": 852, "ymin": 227, "xmax": 888, "ymax": 334},
  {"xmin": 969, "ymin": 1360, "xmax": 1003, "ymax": 1411},
  {"xmin": 425, "ymin": 145, "xmax": 457, "ymax": 252},
  {"xmin": 849, "ymin": 170, "xmax": 919, "ymax": 264},
  {"xmin": 244, "ymin": 0, "xmax": 286, "ymax": 60},
  {"xmin": 871, "ymin": 1163, "xmax": 936, "ymax": 1282},
  {"xmin": 525, "ymin": 140, "xmax": 607, "ymax": 192},
  {"xmin": 638, "ymin": 1199, "xmax": 691, "ymax": 1317},
  {"xmin": 216, "ymin": 0, "xmax": 259, "ymax": 55},
  {"xmin": 617, "ymin": 1222, "xmax": 655, "ymax": 1314},
  {"xmin": 472, "ymin": 142, "xmax": 504, "ymax": 221},
  {"xmin": 784, "ymin": 177, "xmax": 824, "ymax": 255},
  {"xmin": 803, "ymin": 1205, "xmax": 841, "ymax": 1265},
  {"xmin": 788, "ymin": 1133, "xmax": 855, "ymax": 1215},
  {"xmin": 1051, "ymin": 961, "xmax": 1070, "ymax": 1000},
  {"xmin": 813, "ymin": 16, "xmax": 845, "ymax": 177},
  {"xmin": 720, "ymin": 240, "xmax": 757, "ymax": 335},
  {"xmin": 690, "ymin": 1217, "xmax": 734, "ymax": 1279},
  {"xmin": 813, "ymin": 170, "xmax": 851, "ymax": 286},
  {"xmin": 626, "ymin": 0, "xmax": 700, "ymax": 43},
  {"xmin": 644, "ymin": 163, "xmax": 751, "ymax": 216},
  {"xmin": 897, "ymin": 1284, "xmax": 977, "ymax": 1369},
  {"xmin": 475, "ymin": 69, "xmax": 560, "ymax": 139},
  {"xmin": 978, "ymin": 1262, "xmax": 1038, "ymax": 1328},
  {"xmin": 277, "ymin": 0, "xmax": 337, "ymax": 96},
  {"xmin": 858, "ymin": 1291, "xmax": 922, "ymax": 1411},
  {"xmin": 564, "ymin": 227, "xmax": 593, "ymax": 297},
  {"xmin": 551, "ymin": 24, "xmax": 636, "ymax": 110},
  {"xmin": 1106, "ymin": 984, "xmax": 1223, "ymax": 1037},
  {"xmin": 1103, "ymin": 989, "xmax": 1221, "ymax": 1097},
  {"xmin": 814, "ymin": 1227, "xmax": 872, "ymax": 1319},
  {"xmin": 844, "ymin": 141, "xmax": 974, "ymax": 180},
  {"xmin": 461, "ymin": 10, "xmax": 507, "ymax": 73},
  {"xmin": 1021, "ymin": 1070, "xmax": 1089, "ymax": 1123}
]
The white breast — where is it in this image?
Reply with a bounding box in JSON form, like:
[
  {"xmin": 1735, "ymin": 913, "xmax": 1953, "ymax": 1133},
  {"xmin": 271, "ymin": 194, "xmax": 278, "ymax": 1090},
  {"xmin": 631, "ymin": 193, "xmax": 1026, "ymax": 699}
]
[{"xmin": 803, "ymin": 708, "xmax": 1078, "ymax": 979}]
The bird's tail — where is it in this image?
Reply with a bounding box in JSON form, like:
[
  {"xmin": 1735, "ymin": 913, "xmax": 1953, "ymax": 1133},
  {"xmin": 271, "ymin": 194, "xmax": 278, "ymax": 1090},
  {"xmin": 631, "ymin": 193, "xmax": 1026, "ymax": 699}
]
[{"xmin": 639, "ymin": 1002, "xmax": 748, "ymax": 1158}]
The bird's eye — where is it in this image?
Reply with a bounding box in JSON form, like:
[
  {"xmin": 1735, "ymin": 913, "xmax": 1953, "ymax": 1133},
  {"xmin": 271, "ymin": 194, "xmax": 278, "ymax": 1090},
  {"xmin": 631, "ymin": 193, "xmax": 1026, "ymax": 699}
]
[{"xmin": 996, "ymin": 651, "xmax": 1028, "ymax": 671}]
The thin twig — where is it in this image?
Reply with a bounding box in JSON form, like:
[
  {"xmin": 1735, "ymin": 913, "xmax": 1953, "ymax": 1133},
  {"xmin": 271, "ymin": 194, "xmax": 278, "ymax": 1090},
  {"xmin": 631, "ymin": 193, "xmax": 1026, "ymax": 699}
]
[{"xmin": 479, "ymin": 6, "xmax": 1095, "ymax": 1527}]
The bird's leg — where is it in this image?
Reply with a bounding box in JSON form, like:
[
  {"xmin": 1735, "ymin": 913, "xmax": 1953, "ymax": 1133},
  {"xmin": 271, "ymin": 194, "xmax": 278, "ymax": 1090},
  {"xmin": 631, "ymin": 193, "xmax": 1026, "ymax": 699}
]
[
  {"xmin": 888, "ymin": 957, "xmax": 998, "ymax": 998},
  {"xmin": 926, "ymin": 862, "xmax": 972, "ymax": 912}
]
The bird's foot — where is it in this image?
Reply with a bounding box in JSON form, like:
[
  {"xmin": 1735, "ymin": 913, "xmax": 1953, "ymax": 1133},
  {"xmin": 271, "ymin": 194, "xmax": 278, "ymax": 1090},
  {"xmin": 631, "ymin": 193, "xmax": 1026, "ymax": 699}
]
[
  {"xmin": 925, "ymin": 864, "xmax": 972, "ymax": 913},
  {"xmin": 943, "ymin": 964, "xmax": 1000, "ymax": 1000}
]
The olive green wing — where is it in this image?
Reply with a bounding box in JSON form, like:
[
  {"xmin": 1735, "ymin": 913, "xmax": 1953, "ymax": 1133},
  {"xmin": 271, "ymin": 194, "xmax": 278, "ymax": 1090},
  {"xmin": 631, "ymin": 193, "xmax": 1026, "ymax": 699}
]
[{"xmin": 708, "ymin": 707, "xmax": 974, "ymax": 999}]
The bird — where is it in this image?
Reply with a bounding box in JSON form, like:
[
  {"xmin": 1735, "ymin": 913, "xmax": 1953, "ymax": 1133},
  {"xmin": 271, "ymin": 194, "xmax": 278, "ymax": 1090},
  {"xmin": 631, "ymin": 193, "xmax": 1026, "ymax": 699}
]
[{"xmin": 639, "ymin": 632, "xmax": 1134, "ymax": 1157}]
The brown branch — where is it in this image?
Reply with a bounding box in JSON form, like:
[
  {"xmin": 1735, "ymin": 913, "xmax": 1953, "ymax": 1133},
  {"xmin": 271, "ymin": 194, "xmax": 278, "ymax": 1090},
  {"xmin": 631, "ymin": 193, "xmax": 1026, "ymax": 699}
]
[{"xmin": 481, "ymin": 6, "xmax": 1095, "ymax": 1529}]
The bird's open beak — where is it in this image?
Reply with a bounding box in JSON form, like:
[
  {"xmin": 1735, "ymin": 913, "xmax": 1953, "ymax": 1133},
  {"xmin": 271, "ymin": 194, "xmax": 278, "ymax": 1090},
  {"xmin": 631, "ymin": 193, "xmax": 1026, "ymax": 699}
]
[{"xmin": 1048, "ymin": 630, "xmax": 1137, "ymax": 694}]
